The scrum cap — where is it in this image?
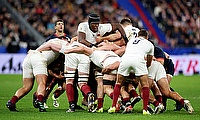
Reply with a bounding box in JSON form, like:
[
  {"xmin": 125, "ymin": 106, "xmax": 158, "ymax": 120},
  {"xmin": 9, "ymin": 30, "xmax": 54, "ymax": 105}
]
[{"xmin": 88, "ymin": 13, "xmax": 100, "ymax": 24}]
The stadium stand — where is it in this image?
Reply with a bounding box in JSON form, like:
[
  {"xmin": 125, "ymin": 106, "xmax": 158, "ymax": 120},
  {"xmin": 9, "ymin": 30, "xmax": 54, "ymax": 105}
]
[{"xmin": 0, "ymin": 0, "xmax": 199, "ymax": 54}]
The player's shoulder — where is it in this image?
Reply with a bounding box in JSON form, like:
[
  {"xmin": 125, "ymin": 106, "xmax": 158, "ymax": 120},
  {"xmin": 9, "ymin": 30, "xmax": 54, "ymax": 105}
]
[{"xmin": 78, "ymin": 22, "xmax": 88, "ymax": 26}]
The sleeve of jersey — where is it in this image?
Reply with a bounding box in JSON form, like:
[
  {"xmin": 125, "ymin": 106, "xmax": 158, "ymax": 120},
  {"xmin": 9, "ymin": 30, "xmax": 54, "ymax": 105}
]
[
  {"xmin": 148, "ymin": 43, "xmax": 154, "ymax": 56},
  {"xmin": 100, "ymin": 24, "xmax": 112, "ymax": 34},
  {"xmin": 77, "ymin": 23, "xmax": 87, "ymax": 33}
]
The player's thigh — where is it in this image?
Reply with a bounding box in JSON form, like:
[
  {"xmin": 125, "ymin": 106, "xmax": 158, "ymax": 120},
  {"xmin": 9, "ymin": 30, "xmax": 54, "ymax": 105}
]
[{"xmin": 157, "ymin": 78, "xmax": 170, "ymax": 95}]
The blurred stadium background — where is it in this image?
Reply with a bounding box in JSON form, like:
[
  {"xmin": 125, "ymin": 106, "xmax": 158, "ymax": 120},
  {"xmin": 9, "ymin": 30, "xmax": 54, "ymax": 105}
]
[{"xmin": 0, "ymin": 0, "xmax": 200, "ymax": 75}]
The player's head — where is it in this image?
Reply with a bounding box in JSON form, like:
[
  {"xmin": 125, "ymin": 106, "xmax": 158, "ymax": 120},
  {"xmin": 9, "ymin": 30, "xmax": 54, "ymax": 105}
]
[
  {"xmin": 55, "ymin": 19, "xmax": 64, "ymax": 32},
  {"xmin": 88, "ymin": 13, "xmax": 100, "ymax": 32},
  {"xmin": 138, "ymin": 29, "xmax": 149, "ymax": 39},
  {"xmin": 120, "ymin": 18, "xmax": 132, "ymax": 27}
]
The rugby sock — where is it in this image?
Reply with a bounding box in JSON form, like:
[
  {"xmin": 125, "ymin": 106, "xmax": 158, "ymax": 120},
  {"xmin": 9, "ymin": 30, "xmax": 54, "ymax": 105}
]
[
  {"xmin": 142, "ymin": 87, "xmax": 149, "ymax": 111},
  {"xmin": 155, "ymin": 95, "xmax": 162, "ymax": 103},
  {"xmin": 112, "ymin": 84, "xmax": 121, "ymax": 107},
  {"xmin": 153, "ymin": 100, "xmax": 159, "ymax": 107},
  {"xmin": 10, "ymin": 96, "xmax": 18, "ymax": 104},
  {"xmin": 66, "ymin": 84, "xmax": 74, "ymax": 102},
  {"xmin": 129, "ymin": 89, "xmax": 139, "ymax": 98},
  {"xmin": 109, "ymin": 92, "xmax": 113, "ymax": 99},
  {"xmin": 80, "ymin": 84, "xmax": 91, "ymax": 96},
  {"xmin": 179, "ymin": 99, "xmax": 185, "ymax": 106},
  {"xmin": 37, "ymin": 94, "xmax": 44, "ymax": 102},
  {"xmin": 97, "ymin": 98, "xmax": 104, "ymax": 109}
]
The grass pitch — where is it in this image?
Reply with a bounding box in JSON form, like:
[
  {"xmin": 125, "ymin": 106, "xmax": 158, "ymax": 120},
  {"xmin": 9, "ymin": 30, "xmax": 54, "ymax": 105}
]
[{"xmin": 0, "ymin": 74, "xmax": 200, "ymax": 120}]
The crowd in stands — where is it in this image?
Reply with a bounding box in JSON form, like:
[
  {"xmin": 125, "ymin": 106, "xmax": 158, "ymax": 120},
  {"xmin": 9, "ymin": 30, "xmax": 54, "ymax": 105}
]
[
  {"xmin": 0, "ymin": 0, "xmax": 199, "ymax": 53},
  {"xmin": 141, "ymin": 0, "xmax": 200, "ymax": 48}
]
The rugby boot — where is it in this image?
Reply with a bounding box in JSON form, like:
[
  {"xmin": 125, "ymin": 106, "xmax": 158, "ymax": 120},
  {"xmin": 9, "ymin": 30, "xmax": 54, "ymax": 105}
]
[
  {"xmin": 35, "ymin": 100, "xmax": 46, "ymax": 112},
  {"xmin": 131, "ymin": 96, "xmax": 141, "ymax": 107},
  {"xmin": 174, "ymin": 101, "xmax": 183, "ymax": 111},
  {"xmin": 183, "ymin": 100, "xmax": 194, "ymax": 114},
  {"xmin": 122, "ymin": 105, "xmax": 133, "ymax": 114},
  {"xmin": 92, "ymin": 107, "xmax": 103, "ymax": 113},
  {"xmin": 147, "ymin": 105, "xmax": 155, "ymax": 114},
  {"xmin": 154, "ymin": 103, "xmax": 164, "ymax": 114},
  {"xmin": 6, "ymin": 100, "xmax": 17, "ymax": 111},
  {"xmin": 52, "ymin": 95, "xmax": 59, "ymax": 107},
  {"xmin": 108, "ymin": 107, "xmax": 116, "ymax": 113},
  {"xmin": 33, "ymin": 92, "xmax": 38, "ymax": 108},
  {"xmin": 87, "ymin": 93, "xmax": 95, "ymax": 112},
  {"xmin": 66, "ymin": 104, "xmax": 75, "ymax": 113},
  {"xmin": 143, "ymin": 110, "xmax": 151, "ymax": 115}
]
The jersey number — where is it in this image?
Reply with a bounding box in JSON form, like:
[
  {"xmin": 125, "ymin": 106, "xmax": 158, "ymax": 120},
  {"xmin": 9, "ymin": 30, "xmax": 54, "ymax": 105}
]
[{"xmin": 132, "ymin": 40, "xmax": 140, "ymax": 44}]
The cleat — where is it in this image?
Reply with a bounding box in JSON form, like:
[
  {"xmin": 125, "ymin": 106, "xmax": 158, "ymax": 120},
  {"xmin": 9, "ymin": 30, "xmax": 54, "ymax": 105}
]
[
  {"xmin": 116, "ymin": 98, "xmax": 122, "ymax": 112},
  {"xmin": 183, "ymin": 100, "xmax": 194, "ymax": 114},
  {"xmin": 92, "ymin": 107, "xmax": 103, "ymax": 113},
  {"xmin": 87, "ymin": 93, "xmax": 95, "ymax": 112},
  {"xmin": 122, "ymin": 105, "xmax": 132, "ymax": 114},
  {"xmin": 108, "ymin": 107, "xmax": 116, "ymax": 114},
  {"xmin": 6, "ymin": 100, "xmax": 17, "ymax": 111},
  {"xmin": 154, "ymin": 103, "xmax": 164, "ymax": 114},
  {"xmin": 66, "ymin": 104, "xmax": 75, "ymax": 113},
  {"xmin": 33, "ymin": 92, "xmax": 38, "ymax": 108},
  {"xmin": 44, "ymin": 102, "xmax": 49, "ymax": 109},
  {"xmin": 143, "ymin": 110, "xmax": 151, "ymax": 115},
  {"xmin": 116, "ymin": 103, "xmax": 121, "ymax": 112},
  {"xmin": 147, "ymin": 105, "xmax": 155, "ymax": 114},
  {"xmin": 174, "ymin": 102, "xmax": 183, "ymax": 111},
  {"xmin": 75, "ymin": 104, "xmax": 85, "ymax": 110},
  {"xmin": 52, "ymin": 95, "xmax": 59, "ymax": 107},
  {"xmin": 35, "ymin": 100, "xmax": 46, "ymax": 112},
  {"xmin": 131, "ymin": 96, "xmax": 141, "ymax": 107}
]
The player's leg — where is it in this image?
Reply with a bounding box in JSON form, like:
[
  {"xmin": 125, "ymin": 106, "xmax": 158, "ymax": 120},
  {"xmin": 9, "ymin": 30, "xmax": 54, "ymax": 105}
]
[
  {"xmin": 157, "ymin": 78, "xmax": 194, "ymax": 114},
  {"xmin": 35, "ymin": 74, "xmax": 48, "ymax": 112},
  {"xmin": 6, "ymin": 78, "xmax": 34, "ymax": 111}
]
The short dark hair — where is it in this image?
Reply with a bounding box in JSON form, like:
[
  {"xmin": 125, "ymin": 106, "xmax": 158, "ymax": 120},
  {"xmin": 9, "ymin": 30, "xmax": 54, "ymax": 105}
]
[
  {"xmin": 138, "ymin": 29, "xmax": 148, "ymax": 38},
  {"xmin": 120, "ymin": 18, "xmax": 132, "ymax": 25},
  {"xmin": 55, "ymin": 19, "xmax": 64, "ymax": 26}
]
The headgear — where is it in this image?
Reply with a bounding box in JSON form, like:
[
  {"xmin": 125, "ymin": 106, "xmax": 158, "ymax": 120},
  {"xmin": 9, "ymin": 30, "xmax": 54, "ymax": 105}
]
[{"xmin": 88, "ymin": 14, "xmax": 100, "ymax": 24}]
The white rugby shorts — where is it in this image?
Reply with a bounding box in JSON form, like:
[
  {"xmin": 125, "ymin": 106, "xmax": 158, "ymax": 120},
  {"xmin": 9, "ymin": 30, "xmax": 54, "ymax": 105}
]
[
  {"xmin": 148, "ymin": 61, "xmax": 167, "ymax": 82},
  {"xmin": 117, "ymin": 55, "xmax": 148, "ymax": 76},
  {"xmin": 22, "ymin": 51, "xmax": 47, "ymax": 78}
]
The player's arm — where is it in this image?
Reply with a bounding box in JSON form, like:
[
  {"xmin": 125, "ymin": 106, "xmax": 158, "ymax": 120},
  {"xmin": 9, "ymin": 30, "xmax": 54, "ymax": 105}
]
[
  {"xmin": 48, "ymin": 69, "xmax": 64, "ymax": 79},
  {"xmin": 114, "ymin": 45, "xmax": 126, "ymax": 56},
  {"xmin": 110, "ymin": 23, "xmax": 128, "ymax": 43},
  {"xmin": 36, "ymin": 42, "xmax": 63, "ymax": 52},
  {"xmin": 146, "ymin": 55, "xmax": 153, "ymax": 68},
  {"xmin": 97, "ymin": 42, "xmax": 121, "ymax": 51},
  {"xmin": 96, "ymin": 31, "xmax": 122, "ymax": 43},
  {"xmin": 78, "ymin": 32, "xmax": 97, "ymax": 47},
  {"xmin": 101, "ymin": 61, "xmax": 120, "ymax": 74}
]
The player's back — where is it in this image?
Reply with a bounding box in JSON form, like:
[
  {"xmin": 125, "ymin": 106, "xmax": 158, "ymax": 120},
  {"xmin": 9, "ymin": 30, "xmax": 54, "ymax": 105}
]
[{"xmin": 124, "ymin": 37, "xmax": 154, "ymax": 57}]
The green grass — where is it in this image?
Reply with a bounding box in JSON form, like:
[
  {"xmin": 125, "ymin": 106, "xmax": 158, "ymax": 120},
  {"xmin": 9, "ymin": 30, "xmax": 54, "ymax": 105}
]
[{"xmin": 0, "ymin": 74, "xmax": 200, "ymax": 120}]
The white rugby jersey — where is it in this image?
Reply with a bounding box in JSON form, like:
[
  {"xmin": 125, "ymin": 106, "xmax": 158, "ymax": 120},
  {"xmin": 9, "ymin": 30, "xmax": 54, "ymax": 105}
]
[
  {"xmin": 124, "ymin": 25, "xmax": 140, "ymax": 40},
  {"xmin": 77, "ymin": 22, "xmax": 112, "ymax": 44},
  {"xmin": 124, "ymin": 37, "xmax": 154, "ymax": 57},
  {"xmin": 40, "ymin": 38, "xmax": 69, "ymax": 65}
]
